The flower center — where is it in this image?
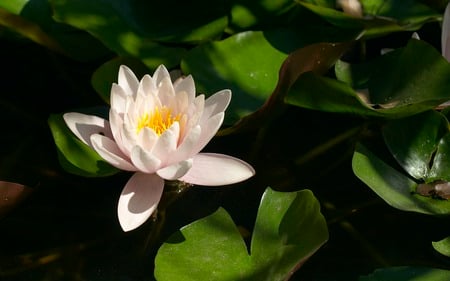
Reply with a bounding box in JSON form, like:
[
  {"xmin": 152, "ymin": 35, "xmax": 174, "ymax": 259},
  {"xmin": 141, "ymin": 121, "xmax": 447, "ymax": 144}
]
[{"xmin": 136, "ymin": 106, "xmax": 180, "ymax": 135}]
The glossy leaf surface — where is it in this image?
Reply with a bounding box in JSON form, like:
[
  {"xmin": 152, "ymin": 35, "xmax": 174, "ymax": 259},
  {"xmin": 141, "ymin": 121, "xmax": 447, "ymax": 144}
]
[{"xmin": 154, "ymin": 187, "xmax": 328, "ymax": 281}]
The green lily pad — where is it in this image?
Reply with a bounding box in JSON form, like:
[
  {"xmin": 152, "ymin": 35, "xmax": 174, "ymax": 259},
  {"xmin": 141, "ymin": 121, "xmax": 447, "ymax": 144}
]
[
  {"xmin": 382, "ymin": 111, "xmax": 448, "ymax": 180},
  {"xmin": 369, "ymin": 39, "xmax": 450, "ymax": 107},
  {"xmin": 298, "ymin": 0, "xmax": 441, "ymax": 38},
  {"xmin": 0, "ymin": 0, "xmax": 29, "ymax": 15},
  {"xmin": 432, "ymin": 236, "xmax": 450, "ymax": 257},
  {"xmin": 154, "ymin": 187, "xmax": 328, "ymax": 281},
  {"xmin": 181, "ymin": 30, "xmax": 296, "ymax": 124},
  {"xmin": 229, "ymin": 0, "xmax": 296, "ymax": 30},
  {"xmin": 48, "ymin": 113, "xmax": 119, "ymax": 177},
  {"xmin": 428, "ymin": 133, "xmax": 450, "ymax": 182},
  {"xmin": 285, "ymin": 71, "xmax": 382, "ymax": 116},
  {"xmin": 182, "ymin": 29, "xmax": 358, "ymax": 125},
  {"xmin": 52, "ymin": 0, "xmax": 228, "ymax": 44},
  {"xmin": 286, "ymin": 39, "xmax": 450, "ymax": 118},
  {"xmin": 359, "ymin": 266, "xmax": 450, "ymax": 281},
  {"xmin": 352, "ymin": 143, "xmax": 450, "ymax": 215},
  {"xmin": 382, "ymin": 110, "xmax": 450, "ymax": 183},
  {"xmin": 0, "ymin": 0, "xmax": 109, "ymax": 61},
  {"xmin": 51, "ymin": 0, "xmax": 187, "ymax": 69},
  {"xmin": 334, "ymin": 49, "xmax": 399, "ymax": 90}
]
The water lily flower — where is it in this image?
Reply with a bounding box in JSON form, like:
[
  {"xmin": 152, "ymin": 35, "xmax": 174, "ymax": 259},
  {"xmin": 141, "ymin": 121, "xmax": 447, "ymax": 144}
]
[{"xmin": 64, "ymin": 65, "xmax": 255, "ymax": 232}]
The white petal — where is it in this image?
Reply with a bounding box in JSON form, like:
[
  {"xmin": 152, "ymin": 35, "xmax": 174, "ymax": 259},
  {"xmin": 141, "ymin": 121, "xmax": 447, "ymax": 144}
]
[
  {"xmin": 110, "ymin": 84, "xmax": 128, "ymax": 113},
  {"xmin": 63, "ymin": 112, "xmax": 112, "ymax": 147},
  {"xmin": 109, "ymin": 109, "xmax": 124, "ymax": 147},
  {"xmin": 158, "ymin": 76, "xmax": 176, "ymax": 106},
  {"xmin": 157, "ymin": 159, "xmax": 193, "ymax": 180},
  {"xmin": 120, "ymin": 119, "xmax": 140, "ymax": 154},
  {"xmin": 137, "ymin": 127, "xmax": 159, "ymax": 151},
  {"xmin": 130, "ymin": 146, "xmax": 162, "ymax": 173},
  {"xmin": 137, "ymin": 75, "xmax": 154, "ymax": 98},
  {"xmin": 118, "ymin": 172, "xmax": 164, "ymax": 232},
  {"xmin": 152, "ymin": 122, "xmax": 179, "ymax": 164},
  {"xmin": 118, "ymin": 65, "xmax": 139, "ymax": 98},
  {"xmin": 171, "ymin": 125, "xmax": 201, "ymax": 164},
  {"xmin": 90, "ymin": 134, "xmax": 137, "ymax": 171},
  {"xmin": 174, "ymin": 75, "xmax": 196, "ymax": 102},
  {"xmin": 175, "ymin": 90, "xmax": 189, "ymax": 114},
  {"xmin": 179, "ymin": 153, "xmax": 255, "ymax": 186},
  {"xmin": 153, "ymin": 65, "xmax": 171, "ymax": 86},
  {"xmin": 200, "ymin": 90, "xmax": 231, "ymax": 124},
  {"xmin": 443, "ymin": 3, "xmax": 450, "ymax": 61},
  {"xmin": 193, "ymin": 112, "xmax": 224, "ymax": 154}
]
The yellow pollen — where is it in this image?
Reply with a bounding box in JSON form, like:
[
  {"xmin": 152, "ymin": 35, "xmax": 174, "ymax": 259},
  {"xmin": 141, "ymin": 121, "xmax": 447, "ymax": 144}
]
[{"xmin": 136, "ymin": 107, "xmax": 180, "ymax": 135}]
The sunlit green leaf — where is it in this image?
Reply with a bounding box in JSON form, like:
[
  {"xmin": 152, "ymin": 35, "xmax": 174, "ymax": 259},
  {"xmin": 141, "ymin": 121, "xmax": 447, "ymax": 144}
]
[
  {"xmin": 51, "ymin": 0, "xmax": 187, "ymax": 69},
  {"xmin": 48, "ymin": 113, "xmax": 119, "ymax": 177},
  {"xmin": 0, "ymin": 0, "xmax": 108, "ymax": 60},
  {"xmin": 432, "ymin": 236, "xmax": 450, "ymax": 257},
  {"xmin": 249, "ymin": 188, "xmax": 328, "ymax": 281},
  {"xmin": 359, "ymin": 266, "xmax": 450, "ymax": 281},
  {"xmin": 352, "ymin": 143, "xmax": 450, "ymax": 215},
  {"xmin": 181, "ymin": 30, "xmax": 292, "ymax": 124},
  {"xmin": 154, "ymin": 187, "xmax": 328, "ymax": 281},
  {"xmin": 0, "ymin": 0, "xmax": 29, "ymax": 15},
  {"xmin": 52, "ymin": 0, "xmax": 228, "ymax": 44},
  {"xmin": 182, "ymin": 29, "xmax": 357, "ymax": 125}
]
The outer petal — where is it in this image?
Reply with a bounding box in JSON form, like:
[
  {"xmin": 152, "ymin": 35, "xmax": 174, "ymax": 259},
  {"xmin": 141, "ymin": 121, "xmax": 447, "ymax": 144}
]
[
  {"xmin": 109, "ymin": 109, "xmax": 128, "ymax": 154},
  {"xmin": 157, "ymin": 158, "xmax": 193, "ymax": 180},
  {"xmin": 179, "ymin": 153, "xmax": 255, "ymax": 186},
  {"xmin": 193, "ymin": 112, "xmax": 224, "ymax": 154},
  {"xmin": 443, "ymin": 2, "xmax": 450, "ymax": 61},
  {"xmin": 153, "ymin": 64, "xmax": 171, "ymax": 86},
  {"xmin": 110, "ymin": 84, "xmax": 128, "ymax": 113},
  {"xmin": 118, "ymin": 172, "xmax": 164, "ymax": 232},
  {"xmin": 118, "ymin": 65, "xmax": 139, "ymax": 97},
  {"xmin": 200, "ymin": 90, "xmax": 231, "ymax": 125},
  {"xmin": 90, "ymin": 134, "xmax": 137, "ymax": 171},
  {"xmin": 63, "ymin": 112, "xmax": 112, "ymax": 147}
]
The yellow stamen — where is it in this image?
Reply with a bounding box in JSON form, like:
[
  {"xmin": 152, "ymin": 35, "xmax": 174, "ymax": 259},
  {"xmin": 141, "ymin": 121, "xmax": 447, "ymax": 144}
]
[{"xmin": 136, "ymin": 107, "xmax": 180, "ymax": 135}]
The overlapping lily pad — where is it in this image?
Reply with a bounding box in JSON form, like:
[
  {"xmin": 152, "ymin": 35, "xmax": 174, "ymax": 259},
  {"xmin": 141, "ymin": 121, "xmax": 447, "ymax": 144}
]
[
  {"xmin": 286, "ymin": 39, "xmax": 450, "ymax": 118},
  {"xmin": 51, "ymin": 0, "xmax": 189, "ymax": 68},
  {"xmin": 154, "ymin": 187, "xmax": 328, "ymax": 281},
  {"xmin": 352, "ymin": 141, "xmax": 450, "ymax": 215},
  {"xmin": 297, "ymin": 0, "xmax": 441, "ymax": 38},
  {"xmin": 0, "ymin": 0, "xmax": 109, "ymax": 60}
]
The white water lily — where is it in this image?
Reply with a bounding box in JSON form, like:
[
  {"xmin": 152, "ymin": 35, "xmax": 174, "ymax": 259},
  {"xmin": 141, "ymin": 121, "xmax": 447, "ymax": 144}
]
[{"xmin": 64, "ymin": 65, "xmax": 255, "ymax": 231}]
